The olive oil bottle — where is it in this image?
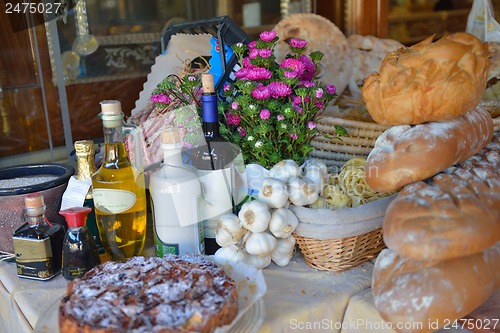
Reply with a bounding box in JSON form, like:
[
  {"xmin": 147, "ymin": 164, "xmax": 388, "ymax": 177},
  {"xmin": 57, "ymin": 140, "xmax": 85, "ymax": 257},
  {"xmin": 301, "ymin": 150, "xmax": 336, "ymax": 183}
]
[{"xmin": 91, "ymin": 100, "xmax": 147, "ymax": 261}]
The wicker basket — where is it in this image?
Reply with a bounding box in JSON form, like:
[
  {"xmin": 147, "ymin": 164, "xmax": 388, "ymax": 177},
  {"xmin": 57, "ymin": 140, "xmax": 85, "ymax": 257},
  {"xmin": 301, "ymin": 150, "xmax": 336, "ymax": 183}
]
[
  {"xmin": 309, "ymin": 117, "xmax": 390, "ymax": 171},
  {"xmin": 294, "ymin": 228, "xmax": 385, "ymax": 272}
]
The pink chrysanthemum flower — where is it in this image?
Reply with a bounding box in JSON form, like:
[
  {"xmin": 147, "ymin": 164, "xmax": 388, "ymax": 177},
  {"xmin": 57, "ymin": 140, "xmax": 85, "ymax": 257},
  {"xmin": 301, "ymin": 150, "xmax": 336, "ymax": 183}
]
[
  {"xmin": 289, "ymin": 38, "xmax": 307, "ymax": 49},
  {"xmin": 289, "ymin": 133, "xmax": 298, "ymax": 139},
  {"xmin": 314, "ymin": 100, "xmax": 324, "ymax": 110},
  {"xmin": 308, "ymin": 121, "xmax": 316, "ymax": 130},
  {"xmin": 315, "ymin": 88, "xmax": 324, "ymax": 99},
  {"xmin": 247, "ymin": 41, "xmax": 257, "ymax": 49},
  {"xmin": 299, "ymin": 55, "xmax": 315, "ymax": 81},
  {"xmin": 259, "ymin": 48, "xmax": 273, "ymax": 58},
  {"xmin": 302, "ymin": 81, "xmax": 316, "ymax": 88},
  {"xmin": 280, "ymin": 58, "xmax": 305, "ymax": 77},
  {"xmin": 151, "ymin": 94, "xmax": 171, "ymax": 104},
  {"xmin": 277, "ymin": 114, "xmax": 285, "ymax": 121},
  {"xmin": 259, "ymin": 31, "xmax": 277, "ymax": 42},
  {"xmin": 251, "ymin": 85, "xmax": 271, "ymax": 100},
  {"xmin": 242, "ymin": 57, "xmax": 256, "ymax": 69},
  {"xmin": 231, "ymin": 101, "xmax": 239, "ymax": 110},
  {"xmin": 247, "ymin": 68, "xmax": 273, "ymax": 81},
  {"xmin": 234, "ymin": 68, "xmax": 250, "ymax": 80},
  {"xmin": 260, "ymin": 109, "xmax": 271, "ymax": 119},
  {"xmin": 227, "ymin": 113, "xmax": 241, "ymax": 125},
  {"xmin": 325, "ymin": 84, "xmax": 336, "ymax": 95},
  {"xmin": 268, "ymin": 82, "xmax": 292, "ymax": 98},
  {"xmin": 284, "ymin": 70, "xmax": 298, "ymax": 79},
  {"xmin": 223, "ymin": 83, "xmax": 230, "ymax": 92},
  {"xmin": 238, "ymin": 126, "xmax": 246, "ymax": 136},
  {"xmin": 249, "ymin": 48, "xmax": 259, "ymax": 59}
]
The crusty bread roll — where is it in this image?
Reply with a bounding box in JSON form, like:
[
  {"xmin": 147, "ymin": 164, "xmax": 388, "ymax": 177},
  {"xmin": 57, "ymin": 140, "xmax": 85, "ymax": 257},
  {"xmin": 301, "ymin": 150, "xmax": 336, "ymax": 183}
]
[
  {"xmin": 365, "ymin": 105, "xmax": 494, "ymax": 193},
  {"xmin": 382, "ymin": 133, "xmax": 500, "ymax": 264},
  {"xmin": 273, "ymin": 13, "xmax": 352, "ymax": 101},
  {"xmin": 372, "ymin": 244, "xmax": 500, "ymax": 333},
  {"xmin": 362, "ymin": 32, "xmax": 489, "ymax": 125}
]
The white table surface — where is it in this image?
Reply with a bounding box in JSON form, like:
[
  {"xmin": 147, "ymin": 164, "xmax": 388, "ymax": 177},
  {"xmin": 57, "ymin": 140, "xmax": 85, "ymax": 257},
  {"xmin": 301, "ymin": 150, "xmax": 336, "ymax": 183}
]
[{"xmin": 0, "ymin": 252, "xmax": 375, "ymax": 333}]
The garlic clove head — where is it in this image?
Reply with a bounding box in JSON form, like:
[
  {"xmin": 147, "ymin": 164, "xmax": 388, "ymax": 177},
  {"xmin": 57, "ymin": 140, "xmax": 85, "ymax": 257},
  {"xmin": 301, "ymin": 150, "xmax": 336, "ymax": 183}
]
[
  {"xmin": 269, "ymin": 208, "xmax": 299, "ymax": 239},
  {"xmin": 214, "ymin": 244, "xmax": 247, "ymax": 265},
  {"xmin": 269, "ymin": 159, "xmax": 301, "ymax": 183},
  {"xmin": 217, "ymin": 213, "xmax": 247, "ymax": 242},
  {"xmin": 244, "ymin": 231, "xmax": 278, "ymax": 256},
  {"xmin": 271, "ymin": 235, "xmax": 296, "ymax": 267},
  {"xmin": 287, "ymin": 176, "xmax": 320, "ymax": 206},
  {"xmin": 258, "ymin": 177, "xmax": 289, "ymax": 208},
  {"xmin": 238, "ymin": 200, "xmax": 271, "ymax": 233},
  {"xmin": 244, "ymin": 253, "xmax": 272, "ymax": 270}
]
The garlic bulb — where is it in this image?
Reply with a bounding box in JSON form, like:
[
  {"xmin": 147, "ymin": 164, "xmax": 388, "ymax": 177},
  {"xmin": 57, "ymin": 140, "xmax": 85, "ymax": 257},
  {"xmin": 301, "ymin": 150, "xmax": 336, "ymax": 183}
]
[
  {"xmin": 303, "ymin": 162, "xmax": 327, "ymax": 194},
  {"xmin": 238, "ymin": 200, "xmax": 271, "ymax": 233},
  {"xmin": 271, "ymin": 235, "xmax": 296, "ymax": 267},
  {"xmin": 216, "ymin": 213, "xmax": 247, "ymax": 247},
  {"xmin": 287, "ymin": 176, "xmax": 319, "ymax": 206},
  {"xmin": 303, "ymin": 159, "xmax": 328, "ymax": 177},
  {"xmin": 268, "ymin": 208, "xmax": 299, "ymax": 238},
  {"xmin": 258, "ymin": 177, "xmax": 289, "ymax": 208},
  {"xmin": 245, "ymin": 253, "xmax": 272, "ymax": 270},
  {"xmin": 268, "ymin": 159, "xmax": 301, "ymax": 183},
  {"xmin": 244, "ymin": 232, "xmax": 277, "ymax": 256},
  {"xmin": 214, "ymin": 244, "xmax": 247, "ymax": 264}
]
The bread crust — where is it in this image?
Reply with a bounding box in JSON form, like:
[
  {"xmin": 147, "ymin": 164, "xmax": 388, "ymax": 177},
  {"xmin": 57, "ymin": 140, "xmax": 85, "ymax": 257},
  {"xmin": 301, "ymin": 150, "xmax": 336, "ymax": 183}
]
[
  {"xmin": 382, "ymin": 133, "xmax": 500, "ymax": 263},
  {"xmin": 372, "ymin": 244, "xmax": 500, "ymax": 333},
  {"xmin": 362, "ymin": 32, "xmax": 489, "ymax": 125},
  {"xmin": 58, "ymin": 255, "xmax": 238, "ymax": 333},
  {"xmin": 365, "ymin": 106, "xmax": 494, "ymax": 193}
]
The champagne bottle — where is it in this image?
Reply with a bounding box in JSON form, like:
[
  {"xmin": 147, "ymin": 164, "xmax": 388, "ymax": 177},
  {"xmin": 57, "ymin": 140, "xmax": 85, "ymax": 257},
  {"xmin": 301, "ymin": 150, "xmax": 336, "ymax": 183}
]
[
  {"xmin": 91, "ymin": 100, "xmax": 147, "ymax": 261},
  {"xmin": 150, "ymin": 127, "xmax": 205, "ymax": 256},
  {"xmin": 73, "ymin": 140, "xmax": 106, "ymax": 257},
  {"xmin": 192, "ymin": 73, "xmax": 240, "ymax": 255}
]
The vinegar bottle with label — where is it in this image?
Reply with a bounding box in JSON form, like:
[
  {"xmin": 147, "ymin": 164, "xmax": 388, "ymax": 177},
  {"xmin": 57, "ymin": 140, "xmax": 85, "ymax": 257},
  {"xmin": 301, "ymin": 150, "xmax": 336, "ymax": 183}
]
[
  {"xmin": 150, "ymin": 127, "xmax": 205, "ymax": 256},
  {"xmin": 192, "ymin": 73, "xmax": 241, "ymax": 254},
  {"xmin": 12, "ymin": 193, "xmax": 65, "ymax": 280},
  {"xmin": 91, "ymin": 100, "xmax": 147, "ymax": 261}
]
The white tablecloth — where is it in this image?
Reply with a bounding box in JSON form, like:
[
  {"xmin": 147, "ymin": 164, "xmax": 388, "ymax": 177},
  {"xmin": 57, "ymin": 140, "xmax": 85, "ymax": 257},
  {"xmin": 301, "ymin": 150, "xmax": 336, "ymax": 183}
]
[{"xmin": 0, "ymin": 253, "xmax": 374, "ymax": 333}]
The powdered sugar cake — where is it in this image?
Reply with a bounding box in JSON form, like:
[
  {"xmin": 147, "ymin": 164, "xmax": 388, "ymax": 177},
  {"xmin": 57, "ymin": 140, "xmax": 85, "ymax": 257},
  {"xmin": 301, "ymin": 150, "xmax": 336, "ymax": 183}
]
[{"xmin": 58, "ymin": 255, "xmax": 238, "ymax": 333}]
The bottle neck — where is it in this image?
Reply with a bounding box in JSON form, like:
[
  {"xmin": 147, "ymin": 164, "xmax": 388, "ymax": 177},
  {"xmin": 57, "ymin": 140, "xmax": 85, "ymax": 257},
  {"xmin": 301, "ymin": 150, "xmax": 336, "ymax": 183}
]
[
  {"xmin": 25, "ymin": 208, "xmax": 46, "ymax": 227},
  {"xmin": 76, "ymin": 153, "xmax": 96, "ymax": 180},
  {"xmin": 201, "ymin": 93, "xmax": 220, "ymax": 139},
  {"xmin": 163, "ymin": 147, "xmax": 183, "ymax": 167}
]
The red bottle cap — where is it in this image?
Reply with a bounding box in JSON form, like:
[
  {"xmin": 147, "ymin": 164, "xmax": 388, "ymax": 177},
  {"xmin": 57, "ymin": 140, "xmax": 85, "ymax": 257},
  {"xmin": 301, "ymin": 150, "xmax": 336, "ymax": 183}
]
[{"xmin": 59, "ymin": 207, "xmax": 92, "ymax": 227}]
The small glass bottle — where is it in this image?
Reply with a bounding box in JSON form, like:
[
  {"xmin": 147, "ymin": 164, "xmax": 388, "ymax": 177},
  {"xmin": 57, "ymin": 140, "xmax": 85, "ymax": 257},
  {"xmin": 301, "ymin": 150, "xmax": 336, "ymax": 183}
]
[
  {"xmin": 60, "ymin": 207, "xmax": 101, "ymax": 280},
  {"xmin": 91, "ymin": 100, "xmax": 147, "ymax": 261},
  {"xmin": 12, "ymin": 193, "xmax": 65, "ymax": 280},
  {"xmin": 150, "ymin": 127, "xmax": 205, "ymax": 256}
]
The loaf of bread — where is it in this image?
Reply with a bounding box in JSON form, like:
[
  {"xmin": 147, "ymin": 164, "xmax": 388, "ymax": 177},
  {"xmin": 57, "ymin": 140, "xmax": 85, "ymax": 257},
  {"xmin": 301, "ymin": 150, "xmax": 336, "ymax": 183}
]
[
  {"xmin": 372, "ymin": 244, "xmax": 500, "ymax": 333},
  {"xmin": 362, "ymin": 32, "xmax": 489, "ymax": 125},
  {"xmin": 365, "ymin": 105, "xmax": 494, "ymax": 193},
  {"xmin": 382, "ymin": 132, "xmax": 500, "ymax": 264}
]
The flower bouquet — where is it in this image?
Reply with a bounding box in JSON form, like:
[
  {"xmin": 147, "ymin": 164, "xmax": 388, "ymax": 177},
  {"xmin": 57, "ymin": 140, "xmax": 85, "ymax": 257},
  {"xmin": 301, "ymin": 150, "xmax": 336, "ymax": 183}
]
[{"xmin": 218, "ymin": 31, "xmax": 344, "ymax": 169}]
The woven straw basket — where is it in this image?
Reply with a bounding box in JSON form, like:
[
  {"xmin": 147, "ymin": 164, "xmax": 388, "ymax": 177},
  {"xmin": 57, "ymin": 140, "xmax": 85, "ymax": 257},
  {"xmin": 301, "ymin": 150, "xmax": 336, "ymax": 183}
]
[
  {"xmin": 294, "ymin": 228, "xmax": 385, "ymax": 272},
  {"xmin": 309, "ymin": 117, "xmax": 390, "ymax": 171}
]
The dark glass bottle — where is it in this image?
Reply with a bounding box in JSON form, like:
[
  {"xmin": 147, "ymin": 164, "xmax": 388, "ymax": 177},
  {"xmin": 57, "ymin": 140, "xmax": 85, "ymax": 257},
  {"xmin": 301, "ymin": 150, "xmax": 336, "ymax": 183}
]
[
  {"xmin": 192, "ymin": 73, "xmax": 240, "ymax": 255},
  {"xmin": 60, "ymin": 207, "xmax": 101, "ymax": 280},
  {"xmin": 12, "ymin": 193, "xmax": 65, "ymax": 280}
]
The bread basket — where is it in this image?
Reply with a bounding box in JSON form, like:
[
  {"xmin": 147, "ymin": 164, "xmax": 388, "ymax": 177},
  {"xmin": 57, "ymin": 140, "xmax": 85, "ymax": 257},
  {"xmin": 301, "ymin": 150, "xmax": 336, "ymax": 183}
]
[
  {"xmin": 309, "ymin": 116, "xmax": 390, "ymax": 171},
  {"xmin": 290, "ymin": 194, "xmax": 396, "ymax": 272}
]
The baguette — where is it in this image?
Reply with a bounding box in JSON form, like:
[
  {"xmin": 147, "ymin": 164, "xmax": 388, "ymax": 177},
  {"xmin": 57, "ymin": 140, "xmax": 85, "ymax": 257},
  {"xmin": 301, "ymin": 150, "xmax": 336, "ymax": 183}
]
[
  {"xmin": 383, "ymin": 133, "xmax": 500, "ymax": 263},
  {"xmin": 365, "ymin": 106, "xmax": 494, "ymax": 193},
  {"xmin": 372, "ymin": 244, "xmax": 500, "ymax": 333}
]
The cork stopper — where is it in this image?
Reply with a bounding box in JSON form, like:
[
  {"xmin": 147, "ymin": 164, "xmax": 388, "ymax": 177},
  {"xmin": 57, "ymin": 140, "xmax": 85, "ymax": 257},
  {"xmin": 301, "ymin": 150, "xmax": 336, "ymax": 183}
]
[
  {"xmin": 25, "ymin": 193, "xmax": 44, "ymax": 209},
  {"xmin": 74, "ymin": 140, "xmax": 94, "ymax": 157},
  {"xmin": 99, "ymin": 100, "xmax": 122, "ymax": 115},
  {"xmin": 161, "ymin": 127, "xmax": 182, "ymax": 145},
  {"xmin": 201, "ymin": 73, "xmax": 215, "ymax": 94}
]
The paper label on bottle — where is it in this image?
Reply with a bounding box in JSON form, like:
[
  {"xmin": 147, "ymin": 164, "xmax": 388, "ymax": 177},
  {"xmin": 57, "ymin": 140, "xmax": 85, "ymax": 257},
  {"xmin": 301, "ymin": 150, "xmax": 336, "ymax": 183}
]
[
  {"xmin": 198, "ymin": 168, "xmax": 233, "ymax": 221},
  {"xmin": 93, "ymin": 189, "xmax": 137, "ymax": 214},
  {"xmin": 60, "ymin": 176, "xmax": 92, "ymax": 211}
]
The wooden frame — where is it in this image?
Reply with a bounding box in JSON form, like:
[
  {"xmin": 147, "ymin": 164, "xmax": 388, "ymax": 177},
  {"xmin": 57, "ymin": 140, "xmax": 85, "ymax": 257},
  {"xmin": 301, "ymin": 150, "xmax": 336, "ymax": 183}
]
[{"xmin": 346, "ymin": 0, "xmax": 388, "ymax": 37}]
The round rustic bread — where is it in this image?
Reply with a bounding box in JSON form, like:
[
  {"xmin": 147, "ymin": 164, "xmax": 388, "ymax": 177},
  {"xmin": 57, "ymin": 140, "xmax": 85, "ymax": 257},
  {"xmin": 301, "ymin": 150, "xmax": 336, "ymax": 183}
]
[
  {"xmin": 59, "ymin": 255, "xmax": 238, "ymax": 333},
  {"xmin": 273, "ymin": 13, "xmax": 352, "ymax": 100},
  {"xmin": 362, "ymin": 32, "xmax": 489, "ymax": 125}
]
